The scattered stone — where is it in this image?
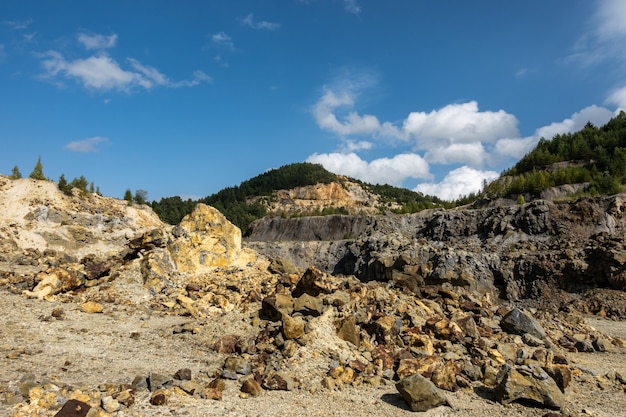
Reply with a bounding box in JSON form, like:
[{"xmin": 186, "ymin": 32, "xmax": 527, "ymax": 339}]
[
  {"xmin": 150, "ymin": 389, "xmax": 168, "ymax": 405},
  {"xmin": 592, "ymin": 337, "xmax": 610, "ymax": 352},
  {"xmin": 53, "ymin": 399, "xmax": 91, "ymax": 417},
  {"xmin": 101, "ymin": 395, "xmax": 120, "ymax": 413},
  {"xmin": 500, "ymin": 308, "xmax": 546, "ymax": 340},
  {"xmin": 282, "ymin": 314, "xmax": 305, "ymax": 339},
  {"xmin": 241, "ymin": 377, "xmax": 263, "ymax": 397},
  {"xmin": 148, "ymin": 373, "xmax": 172, "ymax": 391},
  {"xmin": 336, "ymin": 316, "xmax": 360, "ymax": 346},
  {"xmin": 80, "ymin": 301, "xmax": 103, "ymax": 314},
  {"xmin": 294, "ymin": 293, "xmax": 324, "ymax": 316},
  {"xmin": 494, "ymin": 364, "xmax": 563, "ymax": 409},
  {"xmin": 262, "ymin": 372, "xmax": 294, "ymax": 391},
  {"xmin": 214, "ymin": 334, "xmax": 240, "ymax": 353},
  {"xmin": 116, "ymin": 388, "xmax": 136, "ymax": 407},
  {"xmin": 575, "ymin": 339, "xmax": 595, "ymax": 353},
  {"xmin": 261, "ymin": 293, "xmax": 294, "ymax": 321},
  {"xmin": 174, "ymin": 368, "xmax": 192, "ymax": 380},
  {"xmin": 544, "ymin": 365, "xmax": 572, "ymax": 392},
  {"xmin": 51, "ymin": 307, "xmax": 65, "ymax": 319},
  {"xmin": 396, "ymin": 372, "xmax": 450, "ymax": 412},
  {"xmin": 222, "ymin": 357, "xmax": 252, "ymax": 379}
]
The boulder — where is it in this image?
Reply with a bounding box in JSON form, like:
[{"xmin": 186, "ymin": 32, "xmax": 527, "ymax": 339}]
[
  {"xmin": 396, "ymin": 373, "xmax": 450, "ymax": 412},
  {"xmin": 169, "ymin": 204, "xmax": 257, "ymax": 273},
  {"xmin": 494, "ymin": 364, "xmax": 563, "ymax": 409},
  {"xmin": 500, "ymin": 308, "xmax": 547, "ymax": 340}
]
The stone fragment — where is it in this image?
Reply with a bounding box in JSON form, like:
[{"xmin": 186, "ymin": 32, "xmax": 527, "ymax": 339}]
[
  {"xmin": 494, "ymin": 364, "xmax": 563, "ymax": 409},
  {"xmin": 500, "ymin": 308, "xmax": 546, "ymax": 340},
  {"xmin": 222, "ymin": 357, "xmax": 252, "ymax": 379},
  {"xmin": 179, "ymin": 380, "xmax": 202, "ymax": 395},
  {"xmin": 80, "ymin": 301, "xmax": 103, "ymax": 314},
  {"xmin": 51, "ymin": 307, "xmax": 65, "ymax": 319},
  {"xmin": 147, "ymin": 373, "xmax": 172, "ymax": 391},
  {"xmin": 261, "ymin": 293, "xmax": 294, "ymax": 321},
  {"xmin": 368, "ymin": 315, "xmax": 401, "ymax": 344},
  {"xmin": 282, "ymin": 314, "xmax": 305, "ymax": 340},
  {"xmin": 101, "ymin": 395, "xmax": 120, "ymax": 413},
  {"xmin": 150, "ymin": 389, "xmax": 168, "ymax": 405},
  {"xmin": 116, "ymin": 389, "xmax": 136, "ymax": 407},
  {"xmin": 203, "ymin": 387, "xmax": 222, "ymax": 400},
  {"xmin": 213, "ymin": 334, "xmax": 240, "ymax": 353},
  {"xmin": 174, "ymin": 368, "xmax": 192, "ymax": 381},
  {"xmin": 262, "ymin": 372, "xmax": 294, "ymax": 391},
  {"xmin": 241, "ymin": 377, "xmax": 263, "ymax": 397},
  {"xmin": 371, "ymin": 345, "xmax": 395, "ymax": 371},
  {"xmin": 544, "ymin": 365, "xmax": 571, "ymax": 392},
  {"xmin": 54, "ymin": 399, "xmax": 91, "ymax": 417},
  {"xmin": 396, "ymin": 373, "xmax": 450, "ymax": 412},
  {"xmin": 575, "ymin": 339, "xmax": 595, "ymax": 353},
  {"xmin": 592, "ymin": 337, "xmax": 610, "ymax": 352},
  {"xmin": 293, "ymin": 293, "xmax": 324, "ymax": 316},
  {"xmin": 336, "ymin": 316, "xmax": 360, "ymax": 346},
  {"xmin": 292, "ymin": 266, "xmax": 332, "ymax": 297},
  {"xmin": 207, "ymin": 378, "xmax": 226, "ymax": 392}
]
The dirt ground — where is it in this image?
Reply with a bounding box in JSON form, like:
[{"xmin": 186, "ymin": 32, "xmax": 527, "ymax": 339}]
[{"xmin": 1, "ymin": 286, "xmax": 625, "ymax": 417}]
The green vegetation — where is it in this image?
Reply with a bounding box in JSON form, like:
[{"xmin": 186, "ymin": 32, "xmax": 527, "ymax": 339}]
[
  {"xmin": 485, "ymin": 112, "xmax": 626, "ymax": 199},
  {"xmin": 10, "ymin": 166, "xmax": 22, "ymax": 179},
  {"xmin": 29, "ymin": 156, "xmax": 46, "ymax": 180},
  {"xmin": 58, "ymin": 174, "xmax": 102, "ymax": 196}
]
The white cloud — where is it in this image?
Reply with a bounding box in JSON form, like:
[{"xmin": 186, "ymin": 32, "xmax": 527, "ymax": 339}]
[
  {"xmin": 39, "ymin": 35, "xmax": 211, "ymax": 92},
  {"xmin": 534, "ymin": 105, "xmax": 614, "ymax": 140},
  {"xmin": 425, "ymin": 142, "xmax": 488, "ymax": 167},
  {"xmin": 306, "ymin": 152, "xmax": 430, "ymax": 186},
  {"xmin": 242, "ymin": 13, "xmax": 280, "ymax": 30},
  {"xmin": 494, "ymin": 136, "xmax": 537, "ymax": 160},
  {"xmin": 594, "ymin": 0, "xmax": 626, "ymax": 41},
  {"xmin": 212, "ymin": 32, "xmax": 234, "ymax": 50},
  {"xmin": 415, "ymin": 166, "xmax": 499, "ymax": 201},
  {"xmin": 65, "ymin": 136, "xmax": 110, "ymax": 153},
  {"xmin": 607, "ymin": 85, "xmax": 626, "ymax": 110},
  {"xmin": 403, "ymin": 101, "xmax": 519, "ymax": 146},
  {"xmin": 78, "ymin": 33, "xmax": 117, "ymax": 50}
]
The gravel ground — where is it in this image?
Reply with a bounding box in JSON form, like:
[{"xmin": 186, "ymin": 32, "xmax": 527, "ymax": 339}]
[{"xmin": 1, "ymin": 286, "xmax": 625, "ymax": 417}]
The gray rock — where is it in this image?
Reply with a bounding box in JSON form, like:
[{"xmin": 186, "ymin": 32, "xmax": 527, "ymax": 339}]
[
  {"xmin": 395, "ymin": 373, "xmax": 450, "ymax": 412},
  {"xmin": 494, "ymin": 364, "xmax": 563, "ymax": 409},
  {"xmin": 500, "ymin": 308, "xmax": 546, "ymax": 340}
]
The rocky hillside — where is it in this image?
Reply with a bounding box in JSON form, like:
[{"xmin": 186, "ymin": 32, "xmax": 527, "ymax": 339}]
[
  {"xmin": 1, "ymin": 175, "xmax": 626, "ymax": 416},
  {"xmin": 247, "ymin": 194, "xmax": 626, "ymax": 311}
]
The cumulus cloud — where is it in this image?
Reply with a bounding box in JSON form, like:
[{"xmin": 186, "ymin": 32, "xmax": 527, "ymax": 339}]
[
  {"xmin": 242, "ymin": 13, "xmax": 280, "ymax": 30},
  {"xmin": 37, "ymin": 33, "xmax": 211, "ymax": 92},
  {"xmin": 415, "ymin": 166, "xmax": 499, "ymax": 201},
  {"xmin": 425, "ymin": 142, "xmax": 488, "ymax": 167},
  {"xmin": 78, "ymin": 33, "xmax": 117, "ymax": 50},
  {"xmin": 403, "ymin": 101, "xmax": 519, "ymax": 146},
  {"xmin": 535, "ymin": 105, "xmax": 615, "ymax": 140},
  {"xmin": 65, "ymin": 136, "xmax": 110, "ymax": 153},
  {"xmin": 306, "ymin": 152, "xmax": 430, "ymax": 186}
]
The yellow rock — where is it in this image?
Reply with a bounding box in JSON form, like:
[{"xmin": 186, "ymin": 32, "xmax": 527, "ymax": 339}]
[
  {"xmin": 81, "ymin": 301, "xmax": 103, "ymax": 314},
  {"xmin": 169, "ymin": 204, "xmax": 257, "ymax": 273}
]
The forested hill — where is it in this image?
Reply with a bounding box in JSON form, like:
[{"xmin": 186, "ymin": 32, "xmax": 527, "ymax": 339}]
[
  {"xmin": 151, "ymin": 162, "xmax": 443, "ymax": 230},
  {"xmin": 484, "ymin": 111, "xmax": 626, "ymax": 199}
]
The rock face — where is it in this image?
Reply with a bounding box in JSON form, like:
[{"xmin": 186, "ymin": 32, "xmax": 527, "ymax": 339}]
[
  {"xmin": 247, "ymin": 195, "xmax": 626, "ymax": 306},
  {"xmin": 169, "ymin": 204, "xmax": 257, "ymax": 273}
]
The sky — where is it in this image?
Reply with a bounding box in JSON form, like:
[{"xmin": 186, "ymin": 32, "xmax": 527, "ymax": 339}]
[{"xmin": 1, "ymin": 0, "xmax": 626, "ymax": 202}]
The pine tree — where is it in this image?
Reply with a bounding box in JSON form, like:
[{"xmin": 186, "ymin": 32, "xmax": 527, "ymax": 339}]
[
  {"xmin": 58, "ymin": 174, "xmax": 72, "ymax": 195},
  {"xmin": 9, "ymin": 166, "xmax": 22, "ymax": 179},
  {"xmin": 123, "ymin": 189, "xmax": 133, "ymax": 205},
  {"xmin": 29, "ymin": 156, "xmax": 46, "ymax": 180}
]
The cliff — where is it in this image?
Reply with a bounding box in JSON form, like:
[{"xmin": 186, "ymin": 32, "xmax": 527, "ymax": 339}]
[{"xmin": 246, "ymin": 194, "xmax": 626, "ymax": 307}]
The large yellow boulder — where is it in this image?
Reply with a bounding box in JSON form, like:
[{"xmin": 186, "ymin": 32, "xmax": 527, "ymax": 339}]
[{"xmin": 169, "ymin": 204, "xmax": 256, "ymax": 273}]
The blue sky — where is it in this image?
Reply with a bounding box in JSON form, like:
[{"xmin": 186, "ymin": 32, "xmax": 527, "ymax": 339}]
[{"xmin": 1, "ymin": 1, "xmax": 626, "ymax": 201}]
